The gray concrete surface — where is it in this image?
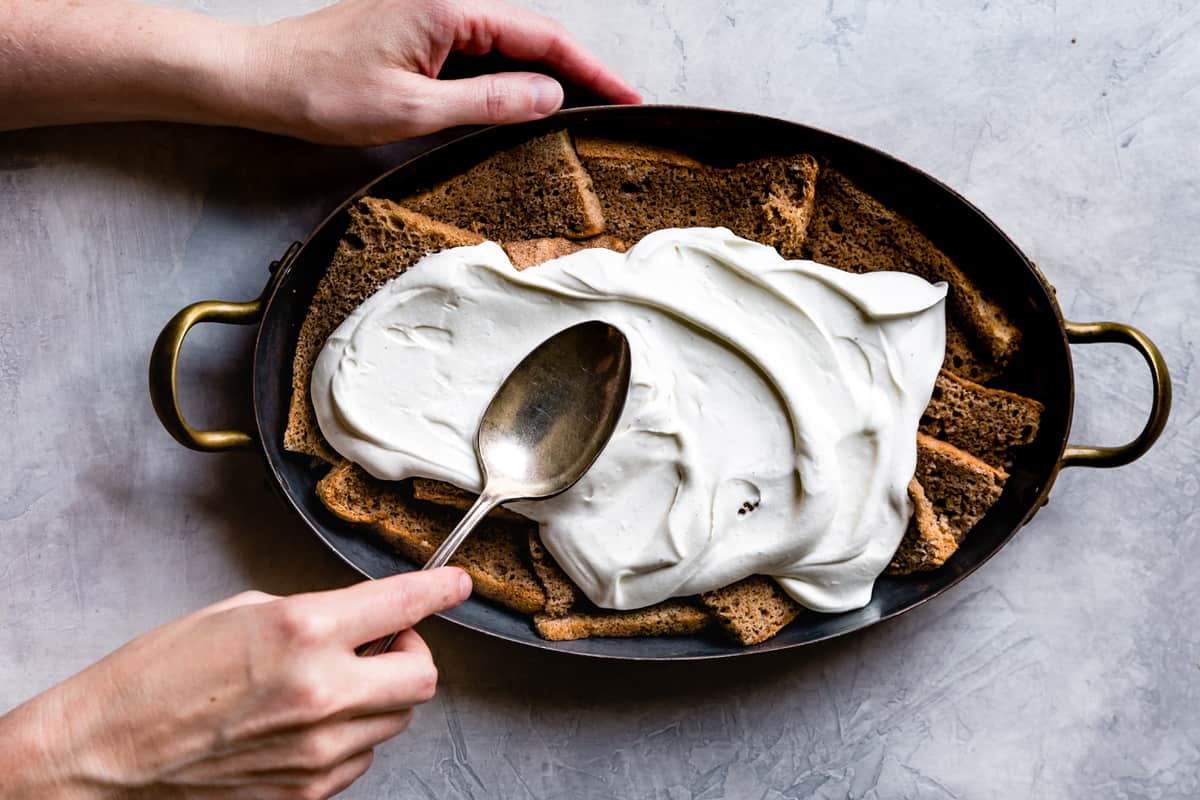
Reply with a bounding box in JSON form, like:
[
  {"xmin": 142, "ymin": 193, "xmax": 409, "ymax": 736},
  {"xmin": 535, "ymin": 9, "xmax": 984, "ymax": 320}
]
[{"xmin": 2, "ymin": 1, "xmax": 1197, "ymax": 797}]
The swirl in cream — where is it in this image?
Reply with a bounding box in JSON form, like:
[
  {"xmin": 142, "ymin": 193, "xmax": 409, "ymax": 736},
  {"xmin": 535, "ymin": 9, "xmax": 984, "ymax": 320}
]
[{"xmin": 311, "ymin": 228, "xmax": 947, "ymax": 613}]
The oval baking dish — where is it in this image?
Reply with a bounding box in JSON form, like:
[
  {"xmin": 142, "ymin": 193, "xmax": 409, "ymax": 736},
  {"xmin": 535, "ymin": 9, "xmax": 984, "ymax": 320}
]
[{"xmin": 149, "ymin": 106, "xmax": 1171, "ymax": 660}]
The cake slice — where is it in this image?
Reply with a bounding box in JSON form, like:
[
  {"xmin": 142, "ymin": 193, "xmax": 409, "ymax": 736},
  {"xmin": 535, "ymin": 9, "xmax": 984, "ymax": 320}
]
[
  {"xmin": 919, "ymin": 370, "xmax": 1045, "ymax": 469},
  {"xmin": 801, "ymin": 167, "xmax": 1019, "ymax": 383},
  {"xmin": 887, "ymin": 434, "xmax": 1008, "ymax": 574},
  {"xmin": 403, "ymin": 130, "xmax": 605, "ymax": 240},
  {"xmin": 502, "ymin": 234, "xmax": 629, "ymax": 269},
  {"xmin": 316, "ymin": 461, "xmax": 547, "ymax": 615},
  {"xmin": 700, "ymin": 576, "xmax": 803, "ymax": 646},
  {"xmin": 889, "ymin": 479, "xmax": 959, "ymax": 574},
  {"xmin": 408, "ymin": 474, "xmax": 700, "ymax": 638},
  {"xmin": 526, "ymin": 531, "xmax": 579, "ymax": 618},
  {"xmin": 575, "ymin": 138, "xmax": 818, "ymax": 258},
  {"xmin": 284, "ymin": 199, "xmax": 485, "ymax": 462},
  {"xmin": 411, "ymin": 478, "xmax": 527, "ymax": 523},
  {"xmin": 413, "ymin": 482, "xmax": 578, "ymax": 618},
  {"xmin": 533, "ymin": 602, "xmax": 711, "ymax": 642}
]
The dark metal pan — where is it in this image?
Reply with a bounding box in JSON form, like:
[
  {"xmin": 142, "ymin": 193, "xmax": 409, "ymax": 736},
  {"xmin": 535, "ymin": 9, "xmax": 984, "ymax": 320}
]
[{"xmin": 148, "ymin": 106, "xmax": 1171, "ymax": 660}]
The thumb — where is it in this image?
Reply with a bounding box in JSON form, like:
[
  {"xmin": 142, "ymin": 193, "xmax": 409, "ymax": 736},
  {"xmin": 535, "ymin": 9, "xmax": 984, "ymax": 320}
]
[
  {"xmin": 424, "ymin": 72, "xmax": 564, "ymax": 128},
  {"xmin": 321, "ymin": 567, "xmax": 474, "ymax": 646}
]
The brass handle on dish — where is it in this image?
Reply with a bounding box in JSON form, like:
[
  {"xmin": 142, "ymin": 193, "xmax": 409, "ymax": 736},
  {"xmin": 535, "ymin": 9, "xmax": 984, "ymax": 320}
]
[
  {"xmin": 149, "ymin": 242, "xmax": 300, "ymax": 452},
  {"xmin": 149, "ymin": 298, "xmax": 262, "ymax": 451},
  {"xmin": 1060, "ymin": 320, "xmax": 1171, "ymax": 469}
]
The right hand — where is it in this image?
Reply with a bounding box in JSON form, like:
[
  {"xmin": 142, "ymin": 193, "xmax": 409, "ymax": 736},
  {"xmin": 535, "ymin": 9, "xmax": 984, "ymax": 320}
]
[{"xmin": 0, "ymin": 568, "xmax": 472, "ymax": 799}]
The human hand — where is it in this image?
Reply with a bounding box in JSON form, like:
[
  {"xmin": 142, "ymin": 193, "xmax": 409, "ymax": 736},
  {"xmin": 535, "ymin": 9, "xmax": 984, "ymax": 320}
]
[
  {"xmin": 0, "ymin": 568, "xmax": 472, "ymax": 799},
  {"xmin": 242, "ymin": 0, "xmax": 642, "ymax": 145}
]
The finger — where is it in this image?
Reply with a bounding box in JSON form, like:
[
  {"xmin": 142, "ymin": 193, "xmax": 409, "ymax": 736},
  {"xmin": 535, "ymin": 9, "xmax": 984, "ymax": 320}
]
[
  {"xmin": 167, "ymin": 711, "xmax": 411, "ymax": 784},
  {"xmin": 172, "ymin": 787, "xmax": 298, "ymax": 800},
  {"xmin": 341, "ymin": 649, "xmax": 441, "ymax": 713},
  {"xmin": 305, "ymin": 748, "xmax": 375, "ymax": 800},
  {"xmin": 419, "ymin": 72, "xmax": 564, "ymax": 128},
  {"xmin": 298, "ymin": 568, "xmax": 471, "ymax": 647},
  {"xmin": 459, "ymin": 0, "xmax": 641, "ymax": 103},
  {"xmin": 245, "ymin": 750, "xmax": 375, "ymax": 800},
  {"xmin": 388, "ymin": 627, "xmax": 431, "ymax": 659}
]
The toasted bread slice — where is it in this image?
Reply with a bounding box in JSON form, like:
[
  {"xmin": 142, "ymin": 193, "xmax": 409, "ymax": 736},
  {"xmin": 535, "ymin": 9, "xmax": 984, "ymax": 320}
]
[
  {"xmin": 920, "ymin": 370, "xmax": 1045, "ymax": 469},
  {"xmin": 413, "ymin": 478, "xmax": 657, "ymax": 622},
  {"xmin": 403, "ymin": 130, "xmax": 605, "ymax": 240},
  {"xmin": 410, "ymin": 480, "xmax": 582, "ymax": 618},
  {"xmin": 700, "ymin": 576, "xmax": 803, "ymax": 646},
  {"xmin": 575, "ymin": 137, "xmax": 818, "ymax": 258},
  {"xmin": 889, "ymin": 478, "xmax": 959, "ymax": 574},
  {"xmin": 887, "ymin": 435, "xmax": 1008, "ymax": 574},
  {"xmin": 527, "ymin": 531, "xmax": 579, "ymax": 618},
  {"xmin": 284, "ymin": 199, "xmax": 485, "ymax": 462},
  {"xmin": 801, "ymin": 166, "xmax": 1019, "ymax": 383},
  {"xmin": 533, "ymin": 601, "xmax": 711, "ymax": 641},
  {"xmin": 316, "ymin": 461, "xmax": 546, "ymax": 614},
  {"xmin": 502, "ymin": 234, "xmax": 629, "ymax": 269},
  {"xmin": 409, "ymin": 478, "xmax": 528, "ymax": 523}
]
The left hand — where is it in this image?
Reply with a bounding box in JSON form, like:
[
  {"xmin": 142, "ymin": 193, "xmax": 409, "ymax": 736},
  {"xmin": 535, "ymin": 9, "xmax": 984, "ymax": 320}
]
[{"xmin": 241, "ymin": 0, "xmax": 642, "ymax": 145}]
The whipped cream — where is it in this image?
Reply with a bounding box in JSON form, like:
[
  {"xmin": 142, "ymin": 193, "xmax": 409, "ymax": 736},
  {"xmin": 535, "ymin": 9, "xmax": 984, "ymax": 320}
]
[{"xmin": 312, "ymin": 228, "xmax": 947, "ymax": 613}]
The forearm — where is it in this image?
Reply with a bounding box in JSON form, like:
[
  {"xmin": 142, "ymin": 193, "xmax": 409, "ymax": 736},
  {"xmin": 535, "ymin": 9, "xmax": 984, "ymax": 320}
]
[{"xmin": 0, "ymin": 0, "xmax": 260, "ymax": 132}]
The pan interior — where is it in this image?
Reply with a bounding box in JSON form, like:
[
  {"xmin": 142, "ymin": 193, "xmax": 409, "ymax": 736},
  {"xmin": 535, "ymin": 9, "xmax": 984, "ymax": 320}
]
[{"xmin": 253, "ymin": 107, "xmax": 1071, "ymax": 660}]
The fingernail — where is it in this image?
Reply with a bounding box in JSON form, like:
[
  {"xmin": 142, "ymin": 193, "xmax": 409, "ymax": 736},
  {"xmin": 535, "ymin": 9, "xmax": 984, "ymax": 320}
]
[
  {"xmin": 457, "ymin": 570, "xmax": 473, "ymax": 598},
  {"xmin": 531, "ymin": 77, "xmax": 563, "ymax": 116}
]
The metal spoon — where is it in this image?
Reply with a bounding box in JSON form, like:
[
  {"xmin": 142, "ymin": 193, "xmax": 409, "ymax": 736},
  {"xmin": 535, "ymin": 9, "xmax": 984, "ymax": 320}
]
[{"xmin": 357, "ymin": 320, "xmax": 632, "ymax": 656}]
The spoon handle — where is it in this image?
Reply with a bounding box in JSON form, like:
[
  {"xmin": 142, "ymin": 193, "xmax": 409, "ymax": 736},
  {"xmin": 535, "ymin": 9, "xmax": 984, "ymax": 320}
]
[
  {"xmin": 356, "ymin": 492, "xmax": 500, "ymax": 657},
  {"xmin": 423, "ymin": 491, "xmax": 501, "ymax": 570}
]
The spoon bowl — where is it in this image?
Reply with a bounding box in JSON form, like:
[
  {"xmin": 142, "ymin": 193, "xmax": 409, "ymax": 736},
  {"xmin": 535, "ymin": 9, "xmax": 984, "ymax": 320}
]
[{"xmin": 478, "ymin": 320, "xmax": 632, "ymax": 499}]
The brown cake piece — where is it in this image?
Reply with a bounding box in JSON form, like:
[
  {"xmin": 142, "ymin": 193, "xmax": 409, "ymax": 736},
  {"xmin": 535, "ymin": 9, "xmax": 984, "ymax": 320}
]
[
  {"xmin": 411, "ymin": 480, "xmax": 580, "ymax": 617},
  {"xmin": 801, "ymin": 166, "xmax": 1019, "ymax": 383},
  {"xmin": 403, "ymin": 130, "xmax": 605, "ymax": 240},
  {"xmin": 920, "ymin": 370, "xmax": 1045, "ymax": 469},
  {"xmin": 889, "ymin": 479, "xmax": 959, "ymax": 574},
  {"xmin": 410, "ymin": 478, "xmax": 527, "ymax": 523},
  {"xmin": 502, "ymin": 234, "xmax": 629, "ymax": 269},
  {"xmin": 534, "ymin": 601, "xmax": 711, "ymax": 641},
  {"xmin": 888, "ymin": 435, "xmax": 1008, "ymax": 574},
  {"xmin": 284, "ymin": 199, "xmax": 485, "ymax": 462},
  {"xmin": 526, "ymin": 531, "xmax": 580, "ymax": 618},
  {"xmin": 575, "ymin": 137, "xmax": 818, "ymax": 258},
  {"xmin": 700, "ymin": 576, "xmax": 803, "ymax": 646},
  {"xmin": 316, "ymin": 461, "xmax": 546, "ymax": 614}
]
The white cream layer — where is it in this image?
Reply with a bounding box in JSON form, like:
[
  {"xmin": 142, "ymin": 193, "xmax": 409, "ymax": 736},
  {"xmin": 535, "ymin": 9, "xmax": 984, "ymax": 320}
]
[{"xmin": 312, "ymin": 228, "xmax": 947, "ymax": 613}]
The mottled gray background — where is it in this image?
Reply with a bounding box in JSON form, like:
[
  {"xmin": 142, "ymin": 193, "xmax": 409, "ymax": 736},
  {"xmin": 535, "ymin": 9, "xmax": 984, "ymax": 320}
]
[{"xmin": 2, "ymin": 1, "xmax": 1197, "ymax": 797}]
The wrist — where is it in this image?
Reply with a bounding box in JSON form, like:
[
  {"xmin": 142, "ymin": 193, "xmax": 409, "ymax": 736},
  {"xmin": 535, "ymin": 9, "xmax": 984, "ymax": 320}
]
[
  {"xmin": 128, "ymin": 9, "xmax": 263, "ymax": 131},
  {"xmin": 218, "ymin": 21, "xmax": 302, "ymax": 138},
  {"xmin": 0, "ymin": 691, "xmax": 110, "ymax": 800}
]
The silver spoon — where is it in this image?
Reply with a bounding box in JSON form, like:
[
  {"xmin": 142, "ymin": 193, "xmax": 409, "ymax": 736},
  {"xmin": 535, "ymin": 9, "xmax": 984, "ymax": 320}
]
[{"xmin": 357, "ymin": 320, "xmax": 632, "ymax": 656}]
